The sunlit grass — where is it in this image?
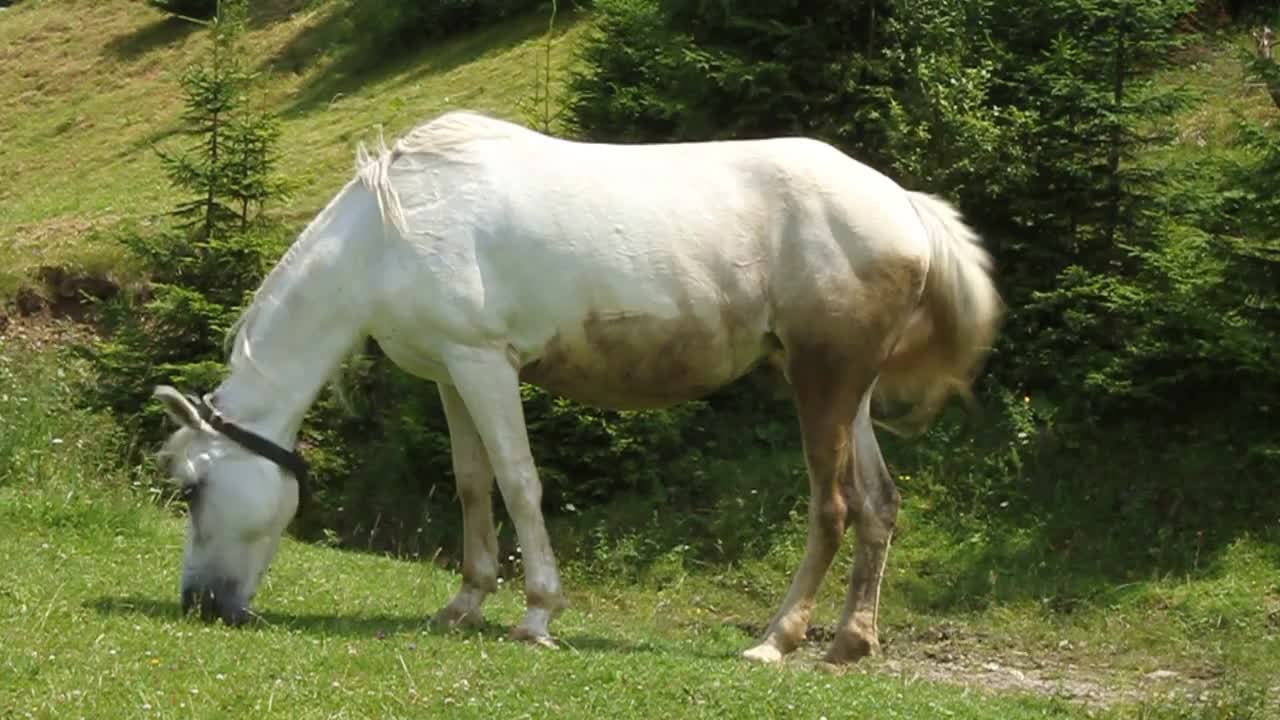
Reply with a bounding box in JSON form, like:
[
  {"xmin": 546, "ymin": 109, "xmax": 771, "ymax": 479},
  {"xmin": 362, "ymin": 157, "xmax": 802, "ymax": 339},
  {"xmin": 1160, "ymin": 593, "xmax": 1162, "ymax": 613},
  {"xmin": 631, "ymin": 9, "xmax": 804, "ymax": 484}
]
[{"xmin": 0, "ymin": 0, "xmax": 586, "ymax": 301}]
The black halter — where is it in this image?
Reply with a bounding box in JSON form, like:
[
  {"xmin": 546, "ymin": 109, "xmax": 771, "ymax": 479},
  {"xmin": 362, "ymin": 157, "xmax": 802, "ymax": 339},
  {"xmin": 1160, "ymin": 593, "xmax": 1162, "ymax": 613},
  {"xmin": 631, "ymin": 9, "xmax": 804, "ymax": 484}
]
[{"xmin": 190, "ymin": 395, "xmax": 310, "ymax": 512}]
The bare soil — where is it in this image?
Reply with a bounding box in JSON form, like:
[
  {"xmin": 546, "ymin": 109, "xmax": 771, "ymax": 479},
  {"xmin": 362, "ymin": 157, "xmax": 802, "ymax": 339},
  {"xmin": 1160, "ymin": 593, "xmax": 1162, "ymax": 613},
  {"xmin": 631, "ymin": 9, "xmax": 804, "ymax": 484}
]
[
  {"xmin": 786, "ymin": 622, "xmax": 1236, "ymax": 712},
  {"xmin": 0, "ymin": 265, "xmax": 122, "ymax": 348}
]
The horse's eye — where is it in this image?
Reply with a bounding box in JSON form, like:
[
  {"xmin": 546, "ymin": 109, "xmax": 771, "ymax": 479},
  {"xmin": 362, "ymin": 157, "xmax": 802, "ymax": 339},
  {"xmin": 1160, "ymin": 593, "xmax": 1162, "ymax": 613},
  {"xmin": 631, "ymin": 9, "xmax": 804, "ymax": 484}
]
[{"xmin": 180, "ymin": 479, "xmax": 204, "ymax": 503}]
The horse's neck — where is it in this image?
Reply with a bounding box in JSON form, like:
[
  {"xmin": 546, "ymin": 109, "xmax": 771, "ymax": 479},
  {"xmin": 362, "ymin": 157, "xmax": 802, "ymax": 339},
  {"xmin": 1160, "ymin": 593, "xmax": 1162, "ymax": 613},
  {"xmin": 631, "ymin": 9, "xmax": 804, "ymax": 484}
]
[{"xmin": 215, "ymin": 183, "xmax": 379, "ymax": 444}]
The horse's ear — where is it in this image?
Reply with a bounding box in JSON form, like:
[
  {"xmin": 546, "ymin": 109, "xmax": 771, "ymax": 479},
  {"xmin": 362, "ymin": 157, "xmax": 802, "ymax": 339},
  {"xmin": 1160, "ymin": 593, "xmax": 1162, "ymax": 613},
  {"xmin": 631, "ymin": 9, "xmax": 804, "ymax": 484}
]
[{"xmin": 153, "ymin": 385, "xmax": 205, "ymax": 430}]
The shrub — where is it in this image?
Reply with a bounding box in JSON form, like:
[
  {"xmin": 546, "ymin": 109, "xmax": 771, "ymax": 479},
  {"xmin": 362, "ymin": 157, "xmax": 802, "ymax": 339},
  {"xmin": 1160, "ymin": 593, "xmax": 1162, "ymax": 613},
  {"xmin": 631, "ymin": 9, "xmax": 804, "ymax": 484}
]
[
  {"xmin": 346, "ymin": 0, "xmax": 548, "ymax": 52},
  {"xmin": 144, "ymin": 0, "xmax": 218, "ymax": 20}
]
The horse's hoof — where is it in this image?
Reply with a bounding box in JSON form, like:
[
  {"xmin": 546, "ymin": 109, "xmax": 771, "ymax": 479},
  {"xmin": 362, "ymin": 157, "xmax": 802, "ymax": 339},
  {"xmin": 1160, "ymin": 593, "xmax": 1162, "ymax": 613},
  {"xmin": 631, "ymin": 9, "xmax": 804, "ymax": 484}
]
[
  {"xmin": 822, "ymin": 631, "xmax": 879, "ymax": 665},
  {"xmin": 430, "ymin": 605, "xmax": 484, "ymax": 631},
  {"xmin": 509, "ymin": 624, "xmax": 558, "ymax": 649},
  {"xmin": 741, "ymin": 642, "xmax": 785, "ymax": 664}
]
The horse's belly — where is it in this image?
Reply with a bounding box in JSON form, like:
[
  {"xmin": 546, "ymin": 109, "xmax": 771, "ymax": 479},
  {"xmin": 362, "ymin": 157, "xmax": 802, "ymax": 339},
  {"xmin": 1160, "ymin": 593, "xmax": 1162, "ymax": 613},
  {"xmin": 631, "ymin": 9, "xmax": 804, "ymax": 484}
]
[{"xmin": 517, "ymin": 308, "xmax": 770, "ymax": 411}]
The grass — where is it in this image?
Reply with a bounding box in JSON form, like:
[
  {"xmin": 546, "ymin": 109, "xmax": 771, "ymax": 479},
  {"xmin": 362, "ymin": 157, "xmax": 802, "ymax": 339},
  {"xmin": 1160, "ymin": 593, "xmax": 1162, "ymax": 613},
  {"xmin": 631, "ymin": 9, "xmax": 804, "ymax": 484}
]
[
  {"xmin": 0, "ymin": 0, "xmax": 587, "ymax": 299},
  {"xmin": 3, "ymin": 2, "xmax": 1279, "ymax": 717},
  {"xmin": 0, "ymin": 341, "xmax": 1079, "ymax": 720},
  {"xmin": 0, "ymin": 520, "xmax": 1078, "ymax": 719},
  {"xmin": 2, "ymin": 335, "xmax": 1277, "ymax": 719}
]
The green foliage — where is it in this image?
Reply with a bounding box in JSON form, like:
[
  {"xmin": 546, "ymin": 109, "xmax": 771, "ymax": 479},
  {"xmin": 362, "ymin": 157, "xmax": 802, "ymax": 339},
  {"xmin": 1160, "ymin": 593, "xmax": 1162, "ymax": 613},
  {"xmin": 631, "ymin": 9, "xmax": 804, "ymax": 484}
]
[
  {"xmin": 346, "ymin": 0, "xmax": 549, "ymax": 53},
  {"xmin": 80, "ymin": 223, "xmax": 282, "ymax": 438},
  {"xmin": 565, "ymin": 0, "xmax": 893, "ymax": 152},
  {"xmin": 0, "ymin": 344, "xmax": 152, "ymax": 543},
  {"xmin": 520, "ymin": 384, "xmax": 713, "ymax": 507},
  {"xmin": 518, "ymin": 0, "xmax": 561, "ymax": 132},
  {"xmin": 562, "ymin": 0, "xmax": 690, "ymax": 140},
  {"xmin": 875, "ymin": 0, "xmax": 1034, "ymax": 198},
  {"xmin": 284, "ymin": 346, "xmax": 745, "ymax": 553}
]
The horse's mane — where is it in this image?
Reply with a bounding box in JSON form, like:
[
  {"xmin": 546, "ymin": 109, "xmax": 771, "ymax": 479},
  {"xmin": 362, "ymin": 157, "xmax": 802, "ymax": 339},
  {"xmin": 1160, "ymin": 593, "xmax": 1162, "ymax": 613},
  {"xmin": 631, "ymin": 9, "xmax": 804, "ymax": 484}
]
[
  {"xmin": 222, "ymin": 111, "xmax": 518, "ymax": 403},
  {"xmin": 352, "ymin": 110, "xmax": 521, "ymax": 241}
]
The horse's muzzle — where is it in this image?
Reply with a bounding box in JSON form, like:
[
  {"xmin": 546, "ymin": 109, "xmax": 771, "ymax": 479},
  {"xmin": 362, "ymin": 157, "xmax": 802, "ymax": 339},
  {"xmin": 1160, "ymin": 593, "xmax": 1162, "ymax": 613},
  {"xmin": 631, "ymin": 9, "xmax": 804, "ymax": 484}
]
[{"xmin": 181, "ymin": 578, "xmax": 249, "ymax": 626}]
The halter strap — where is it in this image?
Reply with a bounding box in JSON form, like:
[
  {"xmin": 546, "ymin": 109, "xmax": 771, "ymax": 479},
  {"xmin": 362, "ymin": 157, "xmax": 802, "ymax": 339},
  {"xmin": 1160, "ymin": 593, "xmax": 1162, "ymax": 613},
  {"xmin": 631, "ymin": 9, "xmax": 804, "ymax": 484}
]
[{"xmin": 190, "ymin": 395, "xmax": 311, "ymax": 513}]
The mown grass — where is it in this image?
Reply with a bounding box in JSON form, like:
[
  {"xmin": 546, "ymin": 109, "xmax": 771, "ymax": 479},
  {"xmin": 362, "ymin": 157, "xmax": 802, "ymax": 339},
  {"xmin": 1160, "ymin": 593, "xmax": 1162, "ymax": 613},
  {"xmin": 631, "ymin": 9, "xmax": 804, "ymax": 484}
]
[
  {"xmin": 0, "ymin": 0, "xmax": 587, "ymax": 299},
  {"xmin": 3, "ymin": 337, "xmax": 1277, "ymax": 719}
]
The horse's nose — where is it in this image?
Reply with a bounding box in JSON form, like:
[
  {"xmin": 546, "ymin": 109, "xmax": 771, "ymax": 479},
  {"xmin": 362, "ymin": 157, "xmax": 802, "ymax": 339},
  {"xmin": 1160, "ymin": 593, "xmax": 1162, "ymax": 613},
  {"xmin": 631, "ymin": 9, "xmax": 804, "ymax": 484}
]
[{"xmin": 181, "ymin": 579, "xmax": 248, "ymax": 626}]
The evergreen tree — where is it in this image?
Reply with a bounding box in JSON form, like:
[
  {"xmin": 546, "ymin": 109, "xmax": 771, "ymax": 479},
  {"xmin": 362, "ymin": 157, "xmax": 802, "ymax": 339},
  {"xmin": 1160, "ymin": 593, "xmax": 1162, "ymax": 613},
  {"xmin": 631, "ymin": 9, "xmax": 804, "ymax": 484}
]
[
  {"xmin": 156, "ymin": 0, "xmax": 286, "ymax": 240},
  {"xmin": 85, "ymin": 0, "xmax": 286, "ymax": 436}
]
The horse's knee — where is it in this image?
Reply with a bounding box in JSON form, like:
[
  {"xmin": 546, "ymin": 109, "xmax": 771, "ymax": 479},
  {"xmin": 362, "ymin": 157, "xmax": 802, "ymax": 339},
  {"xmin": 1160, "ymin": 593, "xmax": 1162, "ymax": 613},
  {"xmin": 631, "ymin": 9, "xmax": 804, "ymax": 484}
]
[
  {"xmin": 842, "ymin": 465, "xmax": 898, "ymax": 540},
  {"xmin": 456, "ymin": 473, "xmax": 493, "ymax": 507}
]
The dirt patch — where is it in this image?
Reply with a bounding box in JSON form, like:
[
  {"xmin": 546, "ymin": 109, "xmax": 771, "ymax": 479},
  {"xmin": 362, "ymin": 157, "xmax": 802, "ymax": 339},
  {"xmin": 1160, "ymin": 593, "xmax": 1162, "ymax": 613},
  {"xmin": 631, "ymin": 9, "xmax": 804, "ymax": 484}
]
[
  {"xmin": 772, "ymin": 622, "xmax": 1235, "ymax": 711},
  {"xmin": 1, "ymin": 265, "xmax": 123, "ymax": 348},
  {"xmin": 0, "ymin": 309, "xmax": 97, "ymax": 350}
]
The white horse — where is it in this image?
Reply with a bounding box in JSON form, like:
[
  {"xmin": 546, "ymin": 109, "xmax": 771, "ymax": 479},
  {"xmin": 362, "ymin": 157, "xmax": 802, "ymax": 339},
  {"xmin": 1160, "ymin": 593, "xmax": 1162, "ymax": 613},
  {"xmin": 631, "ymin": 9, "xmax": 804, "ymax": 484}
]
[{"xmin": 153, "ymin": 110, "xmax": 1001, "ymax": 665}]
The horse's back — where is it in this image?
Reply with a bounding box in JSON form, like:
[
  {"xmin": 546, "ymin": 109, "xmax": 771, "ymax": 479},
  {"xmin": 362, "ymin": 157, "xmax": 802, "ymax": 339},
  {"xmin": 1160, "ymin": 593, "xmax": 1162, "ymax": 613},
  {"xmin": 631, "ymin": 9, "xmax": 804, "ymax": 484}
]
[{"xmin": 369, "ymin": 112, "xmax": 930, "ymax": 408}]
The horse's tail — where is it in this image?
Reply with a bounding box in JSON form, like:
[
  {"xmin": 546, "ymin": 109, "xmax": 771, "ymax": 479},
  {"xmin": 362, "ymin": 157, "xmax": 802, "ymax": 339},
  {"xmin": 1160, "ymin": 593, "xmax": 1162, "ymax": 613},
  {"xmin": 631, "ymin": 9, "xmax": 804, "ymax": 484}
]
[{"xmin": 873, "ymin": 191, "xmax": 1004, "ymax": 437}]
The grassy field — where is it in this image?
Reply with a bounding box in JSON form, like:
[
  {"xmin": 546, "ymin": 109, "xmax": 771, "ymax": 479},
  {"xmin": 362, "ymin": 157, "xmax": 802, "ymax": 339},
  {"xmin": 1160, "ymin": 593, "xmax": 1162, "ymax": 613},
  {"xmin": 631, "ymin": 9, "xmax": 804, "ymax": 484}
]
[
  {"xmin": 3, "ymin": 1, "xmax": 1279, "ymax": 717},
  {"xmin": 0, "ymin": 0, "xmax": 586, "ymax": 299},
  {"xmin": 0, "ymin": 337, "xmax": 1083, "ymax": 720},
  {"xmin": 4, "ymin": 325, "xmax": 1277, "ymax": 719}
]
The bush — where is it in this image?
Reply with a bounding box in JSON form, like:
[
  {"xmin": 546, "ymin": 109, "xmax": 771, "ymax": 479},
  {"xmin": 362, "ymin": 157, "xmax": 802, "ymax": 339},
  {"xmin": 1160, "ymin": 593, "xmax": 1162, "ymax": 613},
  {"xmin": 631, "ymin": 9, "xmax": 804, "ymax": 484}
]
[
  {"xmin": 280, "ymin": 349, "xmax": 741, "ymax": 554},
  {"xmin": 346, "ymin": 0, "xmax": 549, "ymax": 52},
  {"xmin": 565, "ymin": 0, "xmax": 893, "ymax": 154},
  {"xmin": 80, "ymin": 222, "xmax": 282, "ymax": 440}
]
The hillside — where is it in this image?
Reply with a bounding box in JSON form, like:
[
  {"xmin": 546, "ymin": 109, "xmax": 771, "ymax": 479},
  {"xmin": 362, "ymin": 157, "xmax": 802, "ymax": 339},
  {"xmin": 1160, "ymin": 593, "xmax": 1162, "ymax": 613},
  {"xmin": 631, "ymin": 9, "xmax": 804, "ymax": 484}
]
[
  {"xmin": 0, "ymin": 0, "xmax": 586, "ymax": 298},
  {"xmin": 2, "ymin": 1, "xmax": 1279, "ymax": 717}
]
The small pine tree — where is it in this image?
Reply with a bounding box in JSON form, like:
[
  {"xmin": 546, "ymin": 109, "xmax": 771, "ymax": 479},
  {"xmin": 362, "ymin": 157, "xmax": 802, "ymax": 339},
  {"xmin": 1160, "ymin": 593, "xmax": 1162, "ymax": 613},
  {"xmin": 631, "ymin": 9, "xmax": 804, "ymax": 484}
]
[
  {"xmin": 519, "ymin": 0, "xmax": 560, "ymax": 134},
  {"xmin": 156, "ymin": 0, "xmax": 286, "ymax": 240},
  {"xmin": 83, "ymin": 0, "xmax": 287, "ymax": 439}
]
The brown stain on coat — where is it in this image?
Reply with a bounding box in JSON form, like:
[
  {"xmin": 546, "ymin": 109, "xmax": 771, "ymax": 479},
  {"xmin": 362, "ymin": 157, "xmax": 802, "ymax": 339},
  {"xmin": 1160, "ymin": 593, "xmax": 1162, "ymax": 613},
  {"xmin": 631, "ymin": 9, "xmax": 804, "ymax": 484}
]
[{"xmin": 519, "ymin": 305, "xmax": 766, "ymax": 411}]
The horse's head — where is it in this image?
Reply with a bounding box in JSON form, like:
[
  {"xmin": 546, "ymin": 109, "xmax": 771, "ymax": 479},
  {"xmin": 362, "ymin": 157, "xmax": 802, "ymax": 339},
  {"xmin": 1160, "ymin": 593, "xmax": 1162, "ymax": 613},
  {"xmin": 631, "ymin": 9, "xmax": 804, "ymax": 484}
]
[{"xmin": 152, "ymin": 386, "xmax": 302, "ymax": 626}]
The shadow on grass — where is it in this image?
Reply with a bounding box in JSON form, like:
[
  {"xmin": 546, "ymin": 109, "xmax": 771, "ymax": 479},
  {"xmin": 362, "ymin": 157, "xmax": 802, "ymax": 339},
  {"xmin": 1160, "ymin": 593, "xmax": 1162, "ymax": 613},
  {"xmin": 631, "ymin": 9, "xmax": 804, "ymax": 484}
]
[
  {"xmin": 85, "ymin": 595, "xmax": 667, "ymax": 656},
  {"xmin": 890, "ymin": 516, "xmax": 1280, "ymax": 618},
  {"xmin": 269, "ymin": 7, "xmax": 562, "ymax": 118},
  {"xmin": 104, "ymin": 0, "xmax": 331, "ymax": 63},
  {"xmin": 246, "ymin": 0, "xmax": 316, "ymax": 28},
  {"xmin": 103, "ymin": 15, "xmax": 201, "ymax": 60},
  {"xmin": 880, "ymin": 421, "xmax": 1280, "ymax": 617}
]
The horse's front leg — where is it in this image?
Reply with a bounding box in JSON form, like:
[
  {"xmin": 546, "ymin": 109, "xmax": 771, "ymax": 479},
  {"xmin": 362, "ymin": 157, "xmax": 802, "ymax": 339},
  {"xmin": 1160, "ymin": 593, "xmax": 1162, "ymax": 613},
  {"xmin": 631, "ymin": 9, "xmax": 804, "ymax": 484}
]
[
  {"xmin": 433, "ymin": 383, "xmax": 499, "ymax": 629},
  {"xmin": 443, "ymin": 347, "xmax": 567, "ymax": 646}
]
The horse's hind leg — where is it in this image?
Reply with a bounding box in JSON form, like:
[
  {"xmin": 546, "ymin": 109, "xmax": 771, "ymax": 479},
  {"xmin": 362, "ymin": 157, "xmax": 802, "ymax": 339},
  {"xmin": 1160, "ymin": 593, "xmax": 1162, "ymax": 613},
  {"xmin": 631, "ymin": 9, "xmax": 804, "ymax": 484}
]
[
  {"xmin": 743, "ymin": 349, "xmax": 872, "ymax": 664},
  {"xmin": 825, "ymin": 386, "xmax": 901, "ymax": 664},
  {"xmin": 433, "ymin": 383, "xmax": 499, "ymax": 629}
]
